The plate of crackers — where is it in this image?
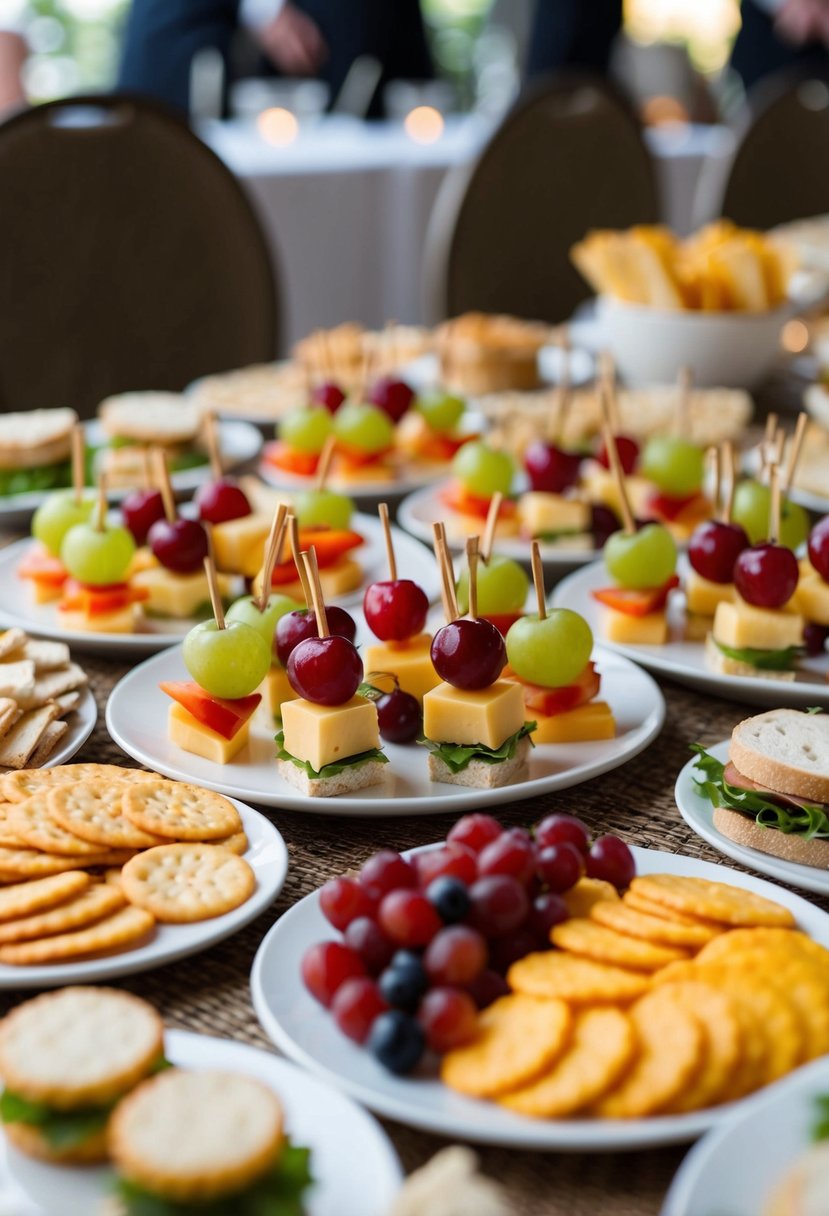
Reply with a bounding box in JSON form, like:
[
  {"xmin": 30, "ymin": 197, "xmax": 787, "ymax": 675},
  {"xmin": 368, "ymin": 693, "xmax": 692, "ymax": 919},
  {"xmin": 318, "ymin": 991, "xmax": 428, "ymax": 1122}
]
[
  {"xmin": 252, "ymin": 843, "xmax": 829, "ymax": 1150},
  {"xmin": 0, "ymin": 763, "xmax": 288, "ymax": 987}
]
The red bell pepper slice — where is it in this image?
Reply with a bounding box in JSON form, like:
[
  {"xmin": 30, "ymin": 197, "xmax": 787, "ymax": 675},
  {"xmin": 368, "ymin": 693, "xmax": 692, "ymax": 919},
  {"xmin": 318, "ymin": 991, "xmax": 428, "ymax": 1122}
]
[
  {"xmin": 263, "ymin": 441, "xmax": 320, "ymax": 478},
  {"xmin": 482, "ymin": 612, "xmax": 524, "ymax": 637},
  {"xmin": 269, "ymin": 528, "xmax": 363, "ymax": 585},
  {"xmin": 18, "ymin": 549, "xmax": 67, "ymax": 587},
  {"xmin": 644, "ymin": 490, "xmax": 707, "ymax": 524},
  {"xmin": 59, "ymin": 581, "xmax": 150, "ymax": 616},
  {"xmin": 440, "ymin": 483, "xmax": 517, "ymax": 520},
  {"xmin": 503, "ymin": 661, "xmax": 601, "ymax": 715},
  {"xmin": 160, "ymin": 680, "xmax": 261, "ymax": 740},
  {"xmin": 592, "ymin": 575, "xmax": 679, "ymax": 617}
]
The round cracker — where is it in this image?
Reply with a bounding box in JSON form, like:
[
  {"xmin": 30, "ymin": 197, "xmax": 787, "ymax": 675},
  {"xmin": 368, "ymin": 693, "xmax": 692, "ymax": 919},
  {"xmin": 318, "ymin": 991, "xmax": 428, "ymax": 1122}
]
[
  {"xmin": 4, "ymin": 1120, "xmax": 110, "ymax": 1164},
  {"xmin": 0, "ymin": 906, "xmax": 155, "ymax": 966},
  {"xmin": 0, "ymin": 871, "xmax": 90, "ymax": 920},
  {"xmin": 696, "ymin": 928, "xmax": 828, "ymax": 967},
  {"xmin": 499, "ymin": 1008, "xmax": 636, "ymax": 1117},
  {"xmin": 123, "ymin": 782, "xmax": 241, "ymax": 841},
  {"xmin": 507, "ymin": 951, "xmax": 650, "ymax": 1004},
  {"xmin": 658, "ymin": 981, "xmax": 742, "ymax": 1112},
  {"xmin": 623, "ymin": 889, "xmax": 712, "ymax": 926},
  {"xmin": 8, "ymin": 797, "xmax": 108, "ymax": 857},
  {"xmin": 595, "ymin": 987, "xmax": 703, "ymax": 1118},
  {"xmin": 550, "ymin": 919, "xmax": 689, "ymax": 972},
  {"xmin": 0, "ymin": 845, "xmax": 134, "ymax": 880},
  {"xmin": 1, "ymin": 765, "xmax": 153, "ymax": 804},
  {"xmin": 562, "ymin": 878, "xmax": 620, "ymax": 920},
  {"xmin": 629, "ymin": 875, "xmax": 795, "ymax": 929},
  {"xmin": 48, "ymin": 781, "xmax": 167, "ymax": 850},
  {"xmin": 110, "ymin": 1070, "xmax": 283, "ymax": 1203},
  {"xmin": 441, "ymin": 995, "xmax": 571, "ymax": 1098},
  {"xmin": 0, "ymin": 987, "xmax": 163, "ymax": 1105},
  {"xmin": 0, "ymin": 882, "xmax": 126, "ymax": 944},
  {"xmin": 590, "ymin": 900, "xmax": 722, "ymax": 949},
  {"xmin": 120, "ymin": 844, "xmax": 255, "ymax": 923}
]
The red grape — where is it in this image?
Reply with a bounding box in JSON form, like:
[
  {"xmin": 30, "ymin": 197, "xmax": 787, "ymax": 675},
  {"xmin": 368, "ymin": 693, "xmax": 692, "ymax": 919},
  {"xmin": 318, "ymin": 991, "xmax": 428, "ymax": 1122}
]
[
  {"xmin": 369, "ymin": 376, "xmax": 414, "ymax": 423},
  {"xmin": 275, "ymin": 605, "xmax": 356, "ymax": 667},
  {"xmin": 413, "ymin": 843, "xmax": 477, "ymax": 888},
  {"xmin": 423, "ymin": 925, "xmax": 487, "ymax": 986},
  {"xmin": 430, "ymin": 619, "xmax": 506, "ymax": 690},
  {"xmin": 688, "ymin": 519, "xmax": 749, "ymax": 584},
  {"xmin": 466, "ymin": 968, "xmax": 510, "ymax": 1009},
  {"xmin": 468, "ymin": 875, "xmax": 529, "ymax": 938},
  {"xmin": 363, "ymin": 579, "xmax": 428, "ymax": 642},
  {"xmin": 319, "ymin": 876, "xmax": 376, "ymax": 931},
  {"xmin": 343, "ymin": 917, "xmax": 395, "ymax": 975},
  {"xmin": 378, "ymin": 889, "xmax": 442, "ymax": 947},
  {"xmin": 447, "ymin": 813, "xmax": 503, "ymax": 854},
  {"xmin": 734, "ymin": 543, "xmax": 799, "ymax": 609},
  {"xmin": 536, "ymin": 842, "xmax": 585, "ymax": 893},
  {"xmin": 195, "ymin": 479, "xmax": 251, "ymax": 525},
  {"xmin": 488, "ymin": 929, "xmax": 545, "ymax": 974},
  {"xmin": 597, "ymin": 434, "xmax": 639, "ymax": 475},
  {"xmin": 528, "ymin": 891, "xmax": 569, "ymax": 937},
  {"xmin": 535, "ymin": 813, "xmax": 590, "ymax": 853},
  {"xmin": 376, "ymin": 689, "xmax": 421, "ymax": 744},
  {"xmin": 287, "ymin": 635, "xmax": 363, "ymax": 705},
  {"xmin": 804, "ymin": 622, "xmax": 829, "ymax": 656},
  {"xmin": 809, "ymin": 517, "xmax": 829, "ymax": 581},
  {"xmin": 301, "ymin": 941, "xmax": 365, "ymax": 1007},
  {"xmin": 477, "ymin": 829, "xmax": 536, "ymax": 886},
  {"xmin": 359, "ymin": 850, "xmax": 416, "ymax": 899},
  {"xmin": 418, "ymin": 987, "xmax": 478, "ymax": 1053},
  {"xmin": 331, "ymin": 977, "xmax": 388, "ymax": 1043},
  {"xmin": 312, "ymin": 382, "xmax": 346, "ymax": 413},
  {"xmin": 585, "ymin": 835, "xmax": 636, "ymax": 890},
  {"xmin": 121, "ymin": 488, "xmax": 165, "ymax": 545},
  {"xmin": 591, "ymin": 504, "xmax": 621, "ymax": 549},
  {"xmin": 524, "ymin": 441, "xmax": 582, "ymax": 493},
  {"xmin": 148, "ymin": 517, "xmax": 208, "ymax": 574}
]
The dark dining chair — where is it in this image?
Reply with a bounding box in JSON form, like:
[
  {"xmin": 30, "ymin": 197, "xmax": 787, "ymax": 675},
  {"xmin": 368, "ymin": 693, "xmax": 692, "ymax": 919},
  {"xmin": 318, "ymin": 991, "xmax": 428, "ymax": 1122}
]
[
  {"xmin": 0, "ymin": 94, "xmax": 279, "ymax": 418},
  {"xmin": 423, "ymin": 73, "xmax": 659, "ymax": 325}
]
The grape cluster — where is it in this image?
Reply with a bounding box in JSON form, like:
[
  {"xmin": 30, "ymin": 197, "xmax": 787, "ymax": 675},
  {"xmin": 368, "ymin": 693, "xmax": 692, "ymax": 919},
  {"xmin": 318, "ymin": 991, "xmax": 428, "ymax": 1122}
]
[{"xmin": 301, "ymin": 812, "xmax": 635, "ymax": 1074}]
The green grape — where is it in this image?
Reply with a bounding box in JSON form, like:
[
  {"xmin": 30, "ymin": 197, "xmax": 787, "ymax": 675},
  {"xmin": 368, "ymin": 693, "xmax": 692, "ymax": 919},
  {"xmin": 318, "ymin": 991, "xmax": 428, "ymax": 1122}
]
[
  {"xmin": 183, "ymin": 619, "xmax": 271, "ymax": 698},
  {"xmin": 456, "ymin": 554, "xmax": 529, "ymax": 614},
  {"xmin": 32, "ymin": 491, "xmax": 95, "ymax": 558},
  {"xmin": 451, "ymin": 442, "xmax": 514, "ymax": 498},
  {"xmin": 604, "ymin": 523, "xmax": 676, "ymax": 589},
  {"xmin": 60, "ymin": 521, "xmax": 135, "ymax": 586},
  {"xmin": 225, "ymin": 593, "xmax": 301, "ymax": 646},
  {"xmin": 641, "ymin": 437, "xmax": 704, "ymax": 497},
  {"xmin": 333, "ymin": 403, "xmax": 394, "ymax": 454},
  {"xmin": 279, "ymin": 406, "xmax": 332, "ymax": 454},
  {"xmin": 415, "ymin": 391, "xmax": 465, "ymax": 434},
  {"xmin": 506, "ymin": 609, "xmax": 593, "ymax": 687},
  {"xmin": 732, "ymin": 480, "xmax": 809, "ymax": 547},
  {"xmin": 292, "ymin": 488, "xmax": 354, "ymax": 530}
]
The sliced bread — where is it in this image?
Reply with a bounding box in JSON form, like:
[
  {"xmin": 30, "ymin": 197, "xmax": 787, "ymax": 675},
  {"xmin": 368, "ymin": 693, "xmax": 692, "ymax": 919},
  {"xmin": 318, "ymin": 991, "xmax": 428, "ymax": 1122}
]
[
  {"xmin": 427, "ymin": 737, "xmax": 531, "ymax": 790},
  {"xmin": 713, "ymin": 806, "xmax": 829, "ymax": 869},
  {"xmin": 98, "ymin": 392, "xmax": 200, "ymax": 446},
  {"xmin": 729, "ymin": 709, "xmax": 829, "ymax": 803},
  {"xmin": 276, "ymin": 757, "xmax": 387, "ymax": 798},
  {"xmin": 704, "ymin": 635, "xmax": 796, "ymax": 682},
  {"xmin": 0, "ymin": 408, "xmax": 77, "ymax": 470}
]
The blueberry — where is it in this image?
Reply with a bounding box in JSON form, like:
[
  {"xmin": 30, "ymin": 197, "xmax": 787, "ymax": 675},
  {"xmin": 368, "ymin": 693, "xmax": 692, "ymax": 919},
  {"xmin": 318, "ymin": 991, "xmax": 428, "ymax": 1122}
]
[
  {"xmin": 426, "ymin": 876, "xmax": 470, "ymax": 924},
  {"xmin": 367, "ymin": 1010, "xmax": 425, "ymax": 1074},
  {"xmin": 378, "ymin": 958, "xmax": 428, "ymax": 1012}
]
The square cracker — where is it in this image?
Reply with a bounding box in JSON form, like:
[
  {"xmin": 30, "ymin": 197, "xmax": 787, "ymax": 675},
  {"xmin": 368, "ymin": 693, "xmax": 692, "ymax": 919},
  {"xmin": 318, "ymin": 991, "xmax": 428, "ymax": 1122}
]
[
  {"xmin": 18, "ymin": 664, "xmax": 88, "ymax": 711},
  {"xmin": 0, "ymin": 629, "xmax": 25, "ymax": 660},
  {"xmin": 29, "ymin": 721, "xmax": 69, "ymax": 767},
  {"xmin": 0, "ymin": 704, "xmax": 61, "ymax": 770},
  {"xmin": 0, "ymin": 661, "xmax": 35, "ymax": 701},
  {"xmin": 21, "ymin": 639, "xmax": 70, "ymax": 671}
]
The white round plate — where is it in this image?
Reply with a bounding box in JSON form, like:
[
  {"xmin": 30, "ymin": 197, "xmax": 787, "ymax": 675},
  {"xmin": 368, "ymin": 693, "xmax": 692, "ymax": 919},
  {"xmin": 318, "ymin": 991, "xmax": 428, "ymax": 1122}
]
[
  {"xmin": 398, "ymin": 481, "xmax": 598, "ymax": 570},
  {"xmin": 0, "ymin": 419, "xmax": 263, "ymax": 527},
  {"xmin": 258, "ymin": 448, "xmax": 450, "ymax": 504},
  {"xmin": 106, "ymin": 644, "xmax": 664, "ymax": 815},
  {"xmin": 0, "ymin": 1028, "xmax": 402, "ymax": 1216},
  {"xmin": 251, "ymin": 844, "xmax": 829, "ymax": 1151},
  {"xmin": 0, "ymin": 799, "xmax": 288, "ymax": 989},
  {"xmin": 741, "ymin": 443, "xmax": 829, "ymax": 515},
  {"xmin": 401, "ymin": 345, "xmax": 595, "ymax": 391},
  {"xmin": 675, "ymin": 738, "xmax": 829, "ymax": 896},
  {"xmin": 662, "ymin": 1056, "xmax": 829, "ymax": 1216},
  {"xmin": 0, "ymin": 515, "xmax": 439, "ymax": 657},
  {"xmin": 552, "ymin": 559, "xmax": 829, "ymax": 708},
  {"xmin": 40, "ymin": 685, "xmax": 97, "ymax": 768}
]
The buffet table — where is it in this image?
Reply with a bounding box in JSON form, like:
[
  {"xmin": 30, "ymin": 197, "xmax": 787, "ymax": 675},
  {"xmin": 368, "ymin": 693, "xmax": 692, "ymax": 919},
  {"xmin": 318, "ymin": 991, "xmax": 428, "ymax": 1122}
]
[{"xmin": 0, "ymin": 580, "xmax": 803, "ymax": 1216}]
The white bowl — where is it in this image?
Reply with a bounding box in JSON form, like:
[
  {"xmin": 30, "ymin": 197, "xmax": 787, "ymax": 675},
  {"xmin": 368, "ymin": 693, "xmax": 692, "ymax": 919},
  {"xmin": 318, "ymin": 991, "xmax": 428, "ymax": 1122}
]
[{"xmin": 597, "ymin": 295, "xmax": 790, "ymax": 388}]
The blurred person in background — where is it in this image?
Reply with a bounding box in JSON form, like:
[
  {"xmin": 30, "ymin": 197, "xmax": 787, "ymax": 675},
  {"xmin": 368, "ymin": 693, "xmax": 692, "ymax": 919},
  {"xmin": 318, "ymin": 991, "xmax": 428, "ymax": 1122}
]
[
  {"xmin": 526, "ymin": 0, "xmax": 623, "ymax": 79},
  {"xmin": 119, "ymin": 0, "xmax": 433, "ymax": 117},
  {"xmin": 732, "ymin": 0, "xmax": 829, "ymax": 88}
]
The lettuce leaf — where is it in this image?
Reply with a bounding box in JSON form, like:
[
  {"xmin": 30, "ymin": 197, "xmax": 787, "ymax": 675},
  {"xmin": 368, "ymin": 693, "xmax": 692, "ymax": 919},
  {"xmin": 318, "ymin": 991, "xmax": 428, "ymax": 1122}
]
[
  {"xmin": 712, "ymin": 639, "xmax": 801, "ymax": 671},
  {"xmin": 275, "ymin": 732, "xmax": 388, "ymax": 779},
  {"xmin": 0, "ymin": 1089, "xmax": 110, "ymax": 1150},
  {"xmin": 813, "ymin": 1095, "xmax": 829, "ymax": 1141},
  {"xmin": 115, "ymin": 1142, "xmax": 313, "ymax": 1215},
  {"xmin": 421, "ymin": 722, "xmax": 536, "ymax": 774},
  {"xmin": 691, "ymin": 744, "xmax": 829, "ymax": 839},
  {"xmin": 533, "ymin": 530, "xmax": 586, "ymax": 542}
]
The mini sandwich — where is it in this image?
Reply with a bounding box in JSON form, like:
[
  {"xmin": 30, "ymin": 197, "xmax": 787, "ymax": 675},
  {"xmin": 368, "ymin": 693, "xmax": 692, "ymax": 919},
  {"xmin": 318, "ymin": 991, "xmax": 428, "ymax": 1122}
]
[
  {"xmin": 0, "ymin": 408, "xmax": 78, "ymax": 497},
  {"xmin": 693, "ymin": 708, "xmax": 829, "ymax": 870},
  {"xmin": 0, "ymin": 987, "xmax": 164, "ymax": 1164},
  {"xmin": 97, "ymin": 392, "xmax": 206, "ymax": 487},
  {"xmin": 107, "ymin": 1068, "xmax": 311, "ymax": 1215}
]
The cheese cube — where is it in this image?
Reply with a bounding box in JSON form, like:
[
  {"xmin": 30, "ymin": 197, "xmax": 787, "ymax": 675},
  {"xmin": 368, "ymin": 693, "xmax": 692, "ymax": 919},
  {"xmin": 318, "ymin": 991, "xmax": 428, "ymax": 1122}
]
[
  {"xmin": 517, "ymin": 492, "xmax": 589, "ymax": 538},
  {"xmin": 363, "ymin": 633, "xmax": 440, "ymax": 703},
  {"xmin": 127, "ymin": 547, "xmax": 157, "ymax": 577},
  {"xmin": 581, "ymin": 466, "xmax": 651, "ymax": 518},
  {"xmin": 533, "ymin": 701, "xmax": 616, "ymax": 743},
  {"xmin": 58, "ymin": 604, "xmax": 137, "ymax": 634},
  {"xmin": 168, "ymin": 701, "xmax": 250, "ymax": 764},
  {"xmin": 32, "ymin": 581, "xmax": 63, "ymax": 605},
  {"xmin": 446, "ymin": 513, "xmax": 520, "ymax": 541},
  {"xmin": 791, "ymin": 576, "xmax": 829, "ymax": 626},
  {"xmin": 281, "ymin": 694, "xmax": 380, "ymax": 772},
  {"xmin": 685, "ymin": 569, "xmax": 735, "ymax": 618},
  {"xmin": 212, "ymin": 514, "xmax": 271, "ymax": 577},
  {"xmin": 423, "ymin": 680, "xmax": 525, "ymax": 750},
  {"xmin": 712, "ymin": 597, "xmax": 803, "ymax": 651},
  {"xmin": 603, "ymin": 608, "xmax": 667, "ymax": 645},
  {"xmin": 132, "ymin": 567, "xmax": 233, "ymax": 619},
  {"xmin": 252, "ymin": 558, "xmax": 363, "ymax": 603},
  {"xmin": 263, "ymin": 664, "xmax": 294, "ymax": 720}
]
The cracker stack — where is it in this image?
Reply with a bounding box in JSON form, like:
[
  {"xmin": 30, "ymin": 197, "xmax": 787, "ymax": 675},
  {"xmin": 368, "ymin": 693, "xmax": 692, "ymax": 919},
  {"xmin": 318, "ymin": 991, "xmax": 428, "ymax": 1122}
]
[{"xmin": 0, "ymin": 628, "xmax": 89, "ymax": 770}]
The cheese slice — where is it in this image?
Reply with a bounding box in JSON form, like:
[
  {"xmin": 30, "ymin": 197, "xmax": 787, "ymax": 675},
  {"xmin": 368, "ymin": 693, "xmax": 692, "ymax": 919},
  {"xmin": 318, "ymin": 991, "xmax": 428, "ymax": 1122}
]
[
  {"xmin": 252, "ymin": 558, "xmax": 363, "ymax": 603},
  {"xmin": 168, "ymin": 701, "xmax": 251, "ymax": 763},
  {"xmin": 31, "ymin": 581, "xmax": 64, "ymax": 605},
  {"xmin": 363, "ymin": 633, "xmax": 440, "ymax": 703},
  {"xmin": 423, "ymin": 680, "xmax": 525, "ymax": 750},
  {"xmin": 791, "ymin": 576, "xmax": 829, "ymax": 627},
  {"xmin": 533, "ymin": 701, "xmax": 615, "ymax": 743},
  {"xmin": 213, "ymin": 514, "xmax": 271, "ymax": 578},
  {"xmin": 712, "ymin": 597, "xmax": 803, "ymax": 651},
  {"xmin": 517, "ymin": 492, "xmax": 589, "ymax": 538},
  {"xmin": 603, "ymin": 608, "xmax": 668, "ymax": 645},
  {"xmin": 281, "ymin": 694, "xmax": 380, "ymax": 772},
  {"xmin": 132, "ymin": 567, "xmax": 233, "ymax": 619},
  {"xmin": 57, "ymin": 604, "xmax": 137, "ymax": 634},
  {"xmin": 685, "ymin": 569, "xmax": 735, "ymax": 618},
  {"xmin": 263, "ymin": 664, "xmax": 294, "ymax": 720}
]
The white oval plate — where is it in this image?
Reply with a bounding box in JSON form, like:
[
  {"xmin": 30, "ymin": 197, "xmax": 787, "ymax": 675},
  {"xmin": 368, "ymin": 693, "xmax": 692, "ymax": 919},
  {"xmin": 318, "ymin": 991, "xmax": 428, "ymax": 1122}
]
[
  {"xmin": 259, "ymin": 448, "xmax": 452, "ymax": 504},
  {"xmin": 675, "ymin": 738, "xmax": 829, "ymax": 897},
  {"xmin": 0, "ymin": 419, "xmax": 263, "ymax": 527},
  {"xmin": 0, "ymin": 799, "xmax": 288, "ymax": 989},
  {"xmin": 251, "ymin": 844, "xmax": 829, "ymax": 1151},
  {"xmin": 0, "ymin": 515, "xmax": 439, "ymax": 657},
  {"xmin": 106, "ymin": 644, "xmax": 664, "ymax": 816},
  {"xmin": 662, "ymin": 1056, "xmax": 829, "ymax": 1216},
  {"xmin": 38, "ymin": 685, "xmax": 97, "ymax": 768},
  {"xmin": 0, "ymin": 1028, "xmax": 402, "ymax": 1216},
  {"xmin": 552, "ymin": 559, "xmax": 829, "ymax": 708},
  {"xmin": 398, "ymin": 481, "xmax": 598, "ymax": 570}
]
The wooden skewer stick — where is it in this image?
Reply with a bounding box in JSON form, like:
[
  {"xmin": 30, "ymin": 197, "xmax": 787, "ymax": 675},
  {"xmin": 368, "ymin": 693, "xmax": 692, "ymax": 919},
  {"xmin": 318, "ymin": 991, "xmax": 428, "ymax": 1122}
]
[
  {"xmin": 432, "ymin": 523, "xmax": 458, "ymax": 624},
  {"xmin": 203, "ymin": 553, "xmax": 225, "ymax": 630},
  {"xmin": 481, "ymin": 492, "xmax": 502, "ymax": 565},
  {"xmin": 256, "ymin": 503, "xmax": 288, "ymax": 612},
  {"xmin": 598, "ymin": 352, "xmax": 620, "ymax": 433},
  {"xmin": 288, "ymin": 513, "xmax": 313, "ymax": 609},
  {"xmin": 556, "ymin": 331, "xmax": 573, "ymax": 444},
  {"xmin": 142, "ymin": 446, "xmax": 154, "ymax": 491},
  {"xmin": 466, "ymin": 536, "xmax": 479, "ymax": 620},
  {"xmin": 721, "ymin": 441, "xmax": 736, "ymax": 524},
  {"xmin": 783, "ymin": 411, "xmax": 808, "ymax": 495},
  {"xmin": 676, "ymin": 366, "xmax": 692, "ymax": 439},
  {"xmin": 302, "ymin": 547, "xmax": 329, "ymax": 637},
  {"xmin": 71, "ymin": 425, "xmax": 85, "ymax": 505},
  {"xmin": 760, "ymin": 412, "xmax": 778, "ymax": 480},
  {"xmin": 96, "ymin": 473, "xmax": 107, "ymax": 533},
  {"xmin": 530, "ymin": 540, "xmax": 547, "ymax": 620},
  {"xmin": 204, "ymin": 412, "xmax": 223, "ymax": 480},
  {"xmin": 379, "ymin": 502, "xmax": 396, "ymax": 581},
  {"xmin": 153, "ymin": 448, "xmax": 176, "ymax": 523},
  {"xmin": 707, "ymin": 446, "xmax": 721, "ymax": 520},
  {"xmin": 316, "ymin": 435, "xmax": 336, "ymax": 490},
  {"xmin": 602, "ymin": 423, "xmax": 635, "ymax": 534},
  {"xmin": 769, "ymin": 462, "xmax": 782, "ymax": 545}
]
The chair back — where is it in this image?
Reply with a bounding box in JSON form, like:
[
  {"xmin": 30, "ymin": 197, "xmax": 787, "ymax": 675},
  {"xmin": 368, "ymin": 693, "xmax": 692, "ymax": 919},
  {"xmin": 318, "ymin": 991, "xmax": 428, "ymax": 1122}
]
[
  {"xmin": 424, "ymin": 74, "xmax": 659, "ymax": 324},
  {"xmin": 0, "ymin": 95, "xmax": 278, "ymax": 417}
]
